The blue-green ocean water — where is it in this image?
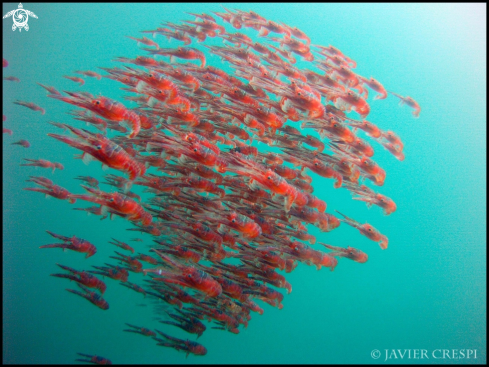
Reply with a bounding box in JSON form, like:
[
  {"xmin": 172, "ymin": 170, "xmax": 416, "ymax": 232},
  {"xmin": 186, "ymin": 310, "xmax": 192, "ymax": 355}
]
[{"xmin": 2, "ymin": 3, "xmax": 486, "ymax": 364}]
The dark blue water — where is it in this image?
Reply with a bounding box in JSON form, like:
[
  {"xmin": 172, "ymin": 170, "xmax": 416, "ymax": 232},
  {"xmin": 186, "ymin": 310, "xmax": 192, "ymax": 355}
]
[{"xmin": 3, "ymin": 3, "xmax": 486, "ymax": 364}]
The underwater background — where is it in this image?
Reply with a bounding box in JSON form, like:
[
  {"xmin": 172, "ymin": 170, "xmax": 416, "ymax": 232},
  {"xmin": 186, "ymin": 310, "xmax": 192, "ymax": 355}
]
[{"xmin": 2, "ymin": 3, "xmax": 486, "ymax": 364}]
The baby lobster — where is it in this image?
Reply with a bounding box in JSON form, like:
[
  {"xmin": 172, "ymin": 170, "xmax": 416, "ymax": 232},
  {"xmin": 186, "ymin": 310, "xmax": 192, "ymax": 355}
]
[
  {"xmin": 344, "ymin": 182, "xmax": 397, "ymax": 215},
  {"xmin": 335, "ymin": 211, "xmax": 388, "ymax": 249},
  {"xmin": 40, "ymin": 230, "xmax": 97, "ymax": 258},
  {"xmin": 147, "ymin": 46, "xmax": 206, "ymax": 67},
  {"xmin": 90, "ymin": 264, "xmax": 129, "ymax": 282},
  {"xmin": 66, "ymin": 283, "xmax": 109, "ymax": 310},
  {"xmin": 220, "ymin": 211, "xmax": 263, "ymax": 239},
  {"xmin": 145, "ymin": 250, "xmax": 222, "ymax": 298},
  {"xmin": 48, "ymin": 123, "xmax": 145, "ymax": 181},
  {"xmin": 71, "ymin": 186, "xmax": 152, "ymax": 226},
  {"xmin": 110, "ymin": 251, "xmax": 143, "ymax": 273},
  {"xmin": 333, "ymin": 90, "xmax": 370, "ymax": 119},
  {"xmin": 51, "ymin": 263, "xmax": 107, "ymax": 294},
  {"xmin": 20, "ymin": 158, "xmax": 64, "ymax": 172},
  {"xmin": 75, "ymin": 176, "xmax": 99, "ymax": 188},
  {"xmin": 159, "ymin": 309, "xmax": 206, "ymax": 338},
  {"xmin": 75, "ymin": 353, "xmax": 111, "ymax": 365},
  {"xmin": 24, "ymin": 176, "xmax": 76, "ymax": 204},
  {"xmin": 120, "ymin": 281, "xmax": 147, "ymax": 297},
  {"xmin": 11, "ymin": 139, "xmax": 30, "ymax": 148},
  {"xmin": 225, "ymin": 153, "xmax": 299, "ymax": 211},
  {"xmin": 13, "ymin": 100, "xmax": 45, "ymax": 115},
  {"xmin": 153, "ymin": 329, "xmax": 207, "ymax": 357},
  {"xmin": 48, "ymin": 91, "xmax": 140, "ymax": 137},
  {"xmin": 320, "ymin": 243, "xmax": 368, "ymax": 263},
  {"xmin": 108, "ymin": 238, "xmax": 135, "ymax": 253},
  {"xmin": 123, "ymin": 323, "xmax": 156, "ymax": 337},
  {"xmin": 388, "ymin": 90, "xmax": 421, "ymax": 118},
  {"xmin": 359, "ymin": 76, "xmax": 387, "ymax": 100}
]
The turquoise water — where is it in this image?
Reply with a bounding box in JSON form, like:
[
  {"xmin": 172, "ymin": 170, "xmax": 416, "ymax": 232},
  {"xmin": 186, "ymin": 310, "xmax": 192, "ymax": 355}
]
[{"xmin": 3, "ymin": 3, "xmax": 486, "ymax": 364}]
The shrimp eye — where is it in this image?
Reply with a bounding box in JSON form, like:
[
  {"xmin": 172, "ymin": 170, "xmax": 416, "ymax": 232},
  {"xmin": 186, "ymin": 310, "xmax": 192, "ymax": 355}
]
[
  {"xmin": 95, "ymin": 145, "xmax": 102, "ymax": 150},
  {"xmin": 349, "ymin": 251, "xmax": 354, "ymax": 255},
  {"xmin": 109, "ymin": 198, "xmax": 115, "ymax": 202},
  {"xmin": 368, "ymin": 228, "xmax": 372, "ymax": 231},
  {"xmin": 95, "ymin": 100, "xmax": 100, "ymax": 105},
  {"xmin": 193, "ymin": 148, "xmax": 198, "ymax": 152},
  {"xmin": 267, "ymin": 176, "xmax": 271, "ymax": 180},
  {"xmin": 232, "ymin": 219, "xmax": 235, "ymax": 223},
  {"xmin": 187, "ymin": 273, "xmax": 192, "ymax": 278},
  {"xmin": 314, "ymin": 162, "xmax": 318, "ymax": 166}
]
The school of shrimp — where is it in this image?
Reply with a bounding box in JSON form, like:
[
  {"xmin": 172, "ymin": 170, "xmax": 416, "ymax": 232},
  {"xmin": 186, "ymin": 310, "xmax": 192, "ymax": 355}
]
[{"xmin": 3, "ymin": 7, "xmax": 421, "ymax": 364}]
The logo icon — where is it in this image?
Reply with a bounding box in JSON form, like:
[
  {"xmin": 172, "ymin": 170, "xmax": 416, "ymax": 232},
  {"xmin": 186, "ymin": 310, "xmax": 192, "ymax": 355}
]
[
  {"xmin": 371, "ymin": 350, "xmax": 381, "ymax": 359},
  {"xmin": 3, "ymin": 3, "xmax": 38, "ymax": 32}
]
